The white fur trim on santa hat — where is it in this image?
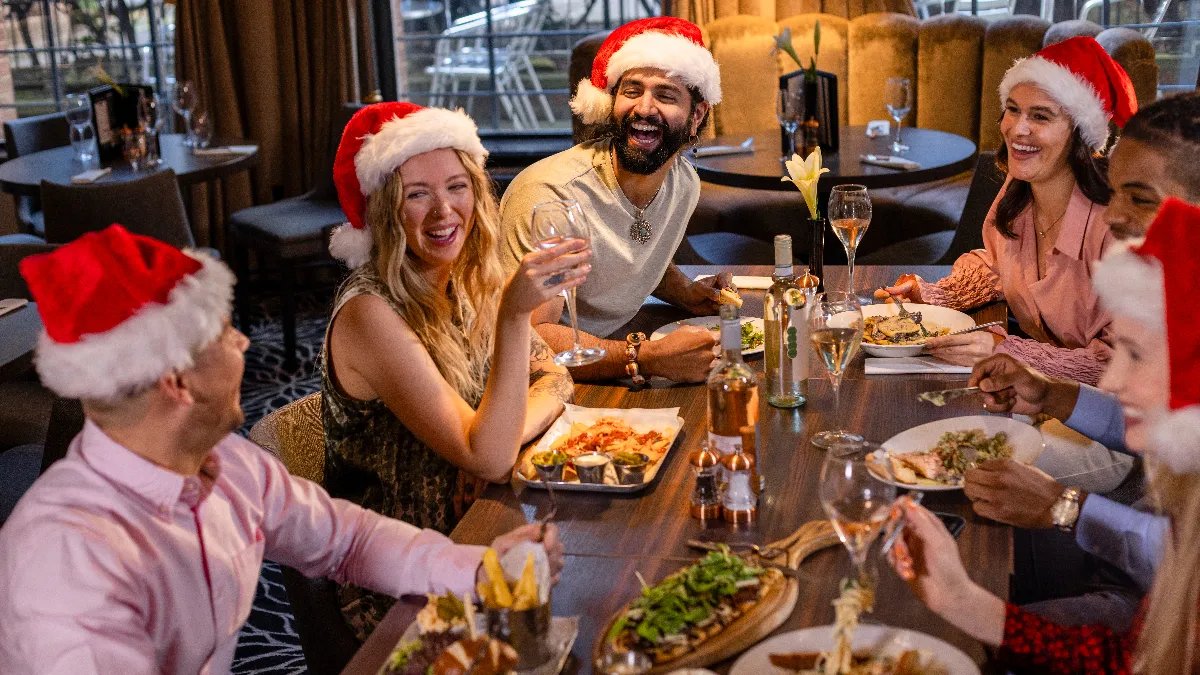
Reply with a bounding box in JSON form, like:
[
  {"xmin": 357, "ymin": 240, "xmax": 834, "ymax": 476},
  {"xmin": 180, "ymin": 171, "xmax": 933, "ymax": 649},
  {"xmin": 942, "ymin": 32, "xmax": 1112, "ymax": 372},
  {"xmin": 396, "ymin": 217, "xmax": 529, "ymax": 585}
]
[
  {"xmin": 1000, "ymin": 56, "xmax": 1111, "ymax": 150},
  {"xmin": 354, "ymin": 107, "xmax": 488, "ymax": 197},
  {"xmin": 329, "ymin": 222, "xmax": 373, "ymax": 269},
  {"xmin": 1149, "ymin": 406, "xmax": 1200, "ymax": 474},
  {"xmin": 605, "ymin": 31, "xmax": 722, "ymax": 106},
  {"xmin": 1093, "ymin": 241, "xmax": 1165, "ymax": 331},
  {"xmin": 570, "ymin": 78, "xmax": 615, "ymax": 126},
  {"xmin": 34, "ymin": 251, "xmax": 235, "ymax": 401}
]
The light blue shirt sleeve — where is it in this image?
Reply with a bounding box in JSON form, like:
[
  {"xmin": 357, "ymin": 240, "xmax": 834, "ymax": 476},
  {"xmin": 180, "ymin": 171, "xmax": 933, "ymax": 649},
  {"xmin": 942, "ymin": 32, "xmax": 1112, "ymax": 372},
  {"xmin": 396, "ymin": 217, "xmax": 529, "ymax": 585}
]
[
  {"xmin": 1064, "ymin": 384, "xmax": 1129, "ymax": 453},
  {"xmin": 1075, "ymin": 494, "xmax": 1167, "ymax": 592}
]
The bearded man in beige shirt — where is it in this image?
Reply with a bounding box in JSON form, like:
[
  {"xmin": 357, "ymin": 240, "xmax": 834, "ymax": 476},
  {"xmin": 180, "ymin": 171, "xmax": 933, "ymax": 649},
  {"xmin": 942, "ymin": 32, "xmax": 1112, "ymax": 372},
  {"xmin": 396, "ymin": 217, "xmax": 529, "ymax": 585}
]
[{"xmin": 499, "ymin": 17, "xmax": 732, "ymax": 383}]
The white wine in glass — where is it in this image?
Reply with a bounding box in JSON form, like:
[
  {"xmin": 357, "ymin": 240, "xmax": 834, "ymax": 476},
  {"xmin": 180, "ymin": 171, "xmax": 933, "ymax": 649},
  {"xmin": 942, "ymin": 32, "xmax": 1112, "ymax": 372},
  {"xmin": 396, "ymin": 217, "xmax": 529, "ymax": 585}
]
[
  {"xmin": 820, "ymin": 441, "xmax": 896, "ymax": 582},
  {"xmin": 809, "ymin": 292, "xmax": 863, "ymax": 450},
  {"xmin": 531, "ymin": 199, "xmax": 606, "ymax": 368},
  {"xmin": 828, "ymin": 184, "xmax": 873, "ymax": 305}
]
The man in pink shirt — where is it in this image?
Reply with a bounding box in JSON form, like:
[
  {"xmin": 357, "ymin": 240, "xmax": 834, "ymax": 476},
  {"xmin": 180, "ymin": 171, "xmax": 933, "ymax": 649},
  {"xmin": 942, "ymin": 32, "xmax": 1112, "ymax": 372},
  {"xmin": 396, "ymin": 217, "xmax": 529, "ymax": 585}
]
[{"xmin": 0, "ymin": 225, "xmax": 563, "ymax": 675}]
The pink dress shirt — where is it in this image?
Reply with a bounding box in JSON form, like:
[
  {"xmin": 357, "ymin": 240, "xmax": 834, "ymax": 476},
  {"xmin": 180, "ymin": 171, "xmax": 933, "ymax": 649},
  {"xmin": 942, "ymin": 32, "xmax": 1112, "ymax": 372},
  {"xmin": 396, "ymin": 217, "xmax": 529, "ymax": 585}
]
[
  {"xmin": 918, "ymin": 179, "xmax": 1115, "ymax": 385},
  {"xmin": 0, "ymin": 420, "xmax": 485, "ymax": 675}
]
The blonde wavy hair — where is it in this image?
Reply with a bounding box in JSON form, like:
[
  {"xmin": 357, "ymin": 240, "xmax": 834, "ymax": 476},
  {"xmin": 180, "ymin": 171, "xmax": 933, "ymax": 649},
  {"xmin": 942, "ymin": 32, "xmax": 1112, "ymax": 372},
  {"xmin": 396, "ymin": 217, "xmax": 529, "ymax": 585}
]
[
  {"xmin": 364, "ymin": 149, "xmax": 505, "ymax": 402},
  {"xmin": 1135, "ymin": 457, "xmax": 1200, "ymax": 674}
]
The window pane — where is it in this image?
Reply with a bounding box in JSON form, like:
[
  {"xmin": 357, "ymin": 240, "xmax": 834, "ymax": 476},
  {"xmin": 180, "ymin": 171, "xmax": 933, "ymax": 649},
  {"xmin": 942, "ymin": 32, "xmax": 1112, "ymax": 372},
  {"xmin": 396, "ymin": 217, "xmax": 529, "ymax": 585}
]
[
  {"xmin": 1, "ymin": 0, "xmax": 57, "ymax": 118},
  {"xmin": 394, "ymin": 0, "xmax": 660, "ymax": 131}
]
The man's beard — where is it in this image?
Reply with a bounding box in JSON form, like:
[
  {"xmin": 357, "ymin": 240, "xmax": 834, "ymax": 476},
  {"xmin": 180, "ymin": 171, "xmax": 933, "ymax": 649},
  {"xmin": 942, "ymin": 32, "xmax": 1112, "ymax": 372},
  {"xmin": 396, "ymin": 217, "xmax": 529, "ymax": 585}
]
[{"xmin": 602, "ymin": 110, "xmax": 693, "ymax": 175}]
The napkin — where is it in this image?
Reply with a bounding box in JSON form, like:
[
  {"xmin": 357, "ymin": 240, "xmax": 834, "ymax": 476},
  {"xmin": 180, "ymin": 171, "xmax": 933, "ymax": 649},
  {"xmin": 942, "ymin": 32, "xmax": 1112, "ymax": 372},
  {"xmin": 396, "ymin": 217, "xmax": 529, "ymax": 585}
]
[
  {"xmin": 193, "ymin": 145, "xmax": 256, "ymax": 157},
  {"xmin": 691, "ymin": 144, "xmax": 754, "ymax": 158},
  {"xmin": 693, "ymin": 274, "xmax": 773, "ymax": 290},
  {"xmin": 865, "ymin": 120, "xmax": 890, "ymax": 138},
  {"xmin": 71, "ymin": 167, "xmax": 112, "ymax": 184},
  {"xmin": 864, "ymin": 357, "xmax": 971, "ymax": 375},
  {"xmin": 0, "ymin": 298, "xmax": 28, "ymax": 318},
  {"xmin": 860, "ymin": 154, "xmax": 921, "ymax": 170},
  {"xmin": 499, "ymin": 541, "xmax": 551, "ymax": 605}
]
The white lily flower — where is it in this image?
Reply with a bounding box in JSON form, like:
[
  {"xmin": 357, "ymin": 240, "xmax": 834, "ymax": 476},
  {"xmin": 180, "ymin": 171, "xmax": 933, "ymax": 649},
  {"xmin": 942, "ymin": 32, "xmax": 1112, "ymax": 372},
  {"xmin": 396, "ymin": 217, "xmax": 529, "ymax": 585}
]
[{"xmin": 781, "ymin": 147, "xmax": 830, "ymax": 219}]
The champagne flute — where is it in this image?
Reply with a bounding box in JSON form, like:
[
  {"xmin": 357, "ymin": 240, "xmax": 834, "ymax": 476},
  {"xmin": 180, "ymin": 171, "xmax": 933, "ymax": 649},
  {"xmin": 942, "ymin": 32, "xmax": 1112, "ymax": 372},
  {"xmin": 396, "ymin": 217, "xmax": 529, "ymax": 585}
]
[
  {"xmin": 820, "ymin": 440, "xmax": 896, "ymax": 585},
  {"xmin": 775, "ymin": 80, "xmax": 805, "ymax": 160},
  {"xmin": 828, "ymin": 184, "xmax": 872, "ymax": 304},
  {"xmin": 531, "ymin": 199, "xmax": 606, "ymax": 368},
  {"xmin": 171, "ymin": 80, "xmax": 197, "ymax": 147},
  {"xmin": 809, "ymin": 292, "xmax": 864, "ymax": 450},
  {"xmin": 885, "ymin": 77, "xmax": 912, "ymax": 154}
]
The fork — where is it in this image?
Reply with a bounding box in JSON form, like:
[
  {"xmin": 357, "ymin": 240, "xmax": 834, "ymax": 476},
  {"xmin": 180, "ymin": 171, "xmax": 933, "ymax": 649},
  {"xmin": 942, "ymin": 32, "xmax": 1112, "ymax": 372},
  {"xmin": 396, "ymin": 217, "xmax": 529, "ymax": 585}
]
[
  {"xmin": 894, "ymin": 297, "xmax": 922, "ymax": 325},
  {"xmin": 881, "ymin": 491, "xmax": 924, "ymax": 557},
  {"xmin": 536, "ymin": 480, "xmax": 558, "ymax": 543}
]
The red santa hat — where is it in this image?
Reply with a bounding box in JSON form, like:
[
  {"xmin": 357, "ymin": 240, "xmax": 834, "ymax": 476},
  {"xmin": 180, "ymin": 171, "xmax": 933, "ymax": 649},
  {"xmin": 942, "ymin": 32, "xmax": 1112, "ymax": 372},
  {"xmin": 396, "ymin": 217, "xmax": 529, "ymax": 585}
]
[
  {"xmin": 999, "ymin": 36, "xmax": 1137, "ymax": 151},
  {"xmin": 330, "ymin": 102, "xmax": 488, "ymax": 268},
  {"xmin": 1093, "ymin": 198, "xmax": 1200, "ymax": 472},
  {"xmin": 18, "ymin": 224, "xmax": 235, "ymax": 401},
  {"xmin": 570, "ymin": 17, "xmax": 722, "ymax": 126}
]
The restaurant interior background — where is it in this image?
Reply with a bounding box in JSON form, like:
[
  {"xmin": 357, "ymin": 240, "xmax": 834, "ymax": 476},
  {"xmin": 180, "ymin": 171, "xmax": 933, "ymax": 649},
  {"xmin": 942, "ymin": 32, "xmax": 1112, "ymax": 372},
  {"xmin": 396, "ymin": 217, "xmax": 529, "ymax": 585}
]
[{"xmin": 0, "ymin": 0, "xmax": 1196, "ymax": 674}]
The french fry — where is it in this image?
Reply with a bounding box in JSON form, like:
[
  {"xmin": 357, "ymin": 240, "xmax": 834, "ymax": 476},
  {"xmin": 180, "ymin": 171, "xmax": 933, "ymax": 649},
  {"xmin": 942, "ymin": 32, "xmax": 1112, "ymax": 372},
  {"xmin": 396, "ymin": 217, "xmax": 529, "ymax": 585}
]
[
  {"xmin": 511, "ymin": 552, "xmax": 538, "ymax": 611},
  {"xmin": 482, "ymin": 549, "xmax": 513, "ymax": 608},
  {"xmin": 476, "ymin": 580, "xmax": 492, "ymax": 607}
]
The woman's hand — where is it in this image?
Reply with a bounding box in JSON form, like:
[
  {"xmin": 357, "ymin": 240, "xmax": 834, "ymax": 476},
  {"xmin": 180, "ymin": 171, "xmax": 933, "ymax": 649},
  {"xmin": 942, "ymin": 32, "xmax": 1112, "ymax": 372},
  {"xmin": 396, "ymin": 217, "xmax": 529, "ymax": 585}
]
[
  {"xmin": 887, "ymin": 500, "xmax": 975, "ymax": 615},
  {"xmin": 872, "ymin": 273, "xmax": 924, "ymax": 304},
  {"xmin": 490, "ymin": 523, "xmax": 565, "ymax": 585},
  {"xmin": 924, "ymin": 331, "xmax": 1003, "ymax": 367},
  {"xmin": 502, "ymin": 239, "xmax": 592, "ymax": 316}
]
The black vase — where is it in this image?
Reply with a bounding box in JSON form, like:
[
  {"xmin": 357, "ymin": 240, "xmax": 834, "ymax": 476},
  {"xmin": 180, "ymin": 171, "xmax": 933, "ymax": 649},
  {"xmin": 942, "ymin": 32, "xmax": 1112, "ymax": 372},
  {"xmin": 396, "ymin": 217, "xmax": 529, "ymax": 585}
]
[{"xmin": 808, "ymin": 216, "xmax": 826, "ymax": 292}]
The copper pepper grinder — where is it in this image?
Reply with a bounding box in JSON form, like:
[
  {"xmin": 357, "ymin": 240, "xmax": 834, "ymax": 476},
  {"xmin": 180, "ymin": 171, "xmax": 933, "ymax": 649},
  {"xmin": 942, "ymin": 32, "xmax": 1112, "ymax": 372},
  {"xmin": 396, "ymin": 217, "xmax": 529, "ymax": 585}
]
[{"xmin": 689, "ymin": 445, "xmax": 722, "ymax": 520}]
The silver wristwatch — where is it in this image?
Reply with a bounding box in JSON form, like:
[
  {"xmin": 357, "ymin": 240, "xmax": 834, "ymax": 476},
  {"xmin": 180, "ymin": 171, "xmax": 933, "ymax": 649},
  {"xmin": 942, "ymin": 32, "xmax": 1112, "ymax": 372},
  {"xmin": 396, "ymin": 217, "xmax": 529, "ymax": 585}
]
[{"xmin": 1050, "ymin": 487, "xmax": 1083, "ymax": 532}]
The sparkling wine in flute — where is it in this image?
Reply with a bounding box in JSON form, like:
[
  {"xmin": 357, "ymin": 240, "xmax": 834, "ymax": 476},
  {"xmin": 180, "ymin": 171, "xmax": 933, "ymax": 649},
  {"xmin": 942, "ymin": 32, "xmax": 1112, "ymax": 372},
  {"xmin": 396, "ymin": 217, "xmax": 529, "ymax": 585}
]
[
  {"xmin": 811, "ymin": 327, "xmax": 862, "ymax": 377},
  {"xmin": 831, "ymin": 217, "xmax": 869, "ymax": 250}
]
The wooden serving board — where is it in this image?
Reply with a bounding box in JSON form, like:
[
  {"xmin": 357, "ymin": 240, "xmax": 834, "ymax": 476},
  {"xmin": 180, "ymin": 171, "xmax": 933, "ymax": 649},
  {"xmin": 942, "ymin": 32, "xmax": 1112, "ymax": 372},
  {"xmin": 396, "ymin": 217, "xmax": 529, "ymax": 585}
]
[{"xmin": 592, "ymin": 520, "xmax": 839, "ymax": 674}]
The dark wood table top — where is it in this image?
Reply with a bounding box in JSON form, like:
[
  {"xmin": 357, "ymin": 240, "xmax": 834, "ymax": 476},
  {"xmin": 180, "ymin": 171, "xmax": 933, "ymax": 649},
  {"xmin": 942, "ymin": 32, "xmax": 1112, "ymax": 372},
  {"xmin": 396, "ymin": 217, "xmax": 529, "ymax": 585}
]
[
  {"xmin": 0, "ymin": 303, "xmax": 40, "ymax": 382},
  {"xmin": 688, "ymin": 126, "xmax": 977, "ymax": 192},
  {"xmin": 343, "ymin": 265, "xmax": 1010, "ymax": 675},
  {"xmin": 0, "ymin": 134, "xmax": 260, "ymax": 197}
]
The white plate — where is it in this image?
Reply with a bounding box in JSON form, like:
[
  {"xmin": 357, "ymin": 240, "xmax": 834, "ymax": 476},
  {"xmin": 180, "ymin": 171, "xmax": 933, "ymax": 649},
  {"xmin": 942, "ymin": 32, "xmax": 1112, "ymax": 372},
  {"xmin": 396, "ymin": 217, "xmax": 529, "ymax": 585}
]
[
  {"xmin": 651, "ymin": 316, "xmax": 766, "ymax": 356},
  {"xmin": 868, "ymin": 415, "xmax": 1046, "ymax": 491},
  {"xmin": 847, "ymin": 304, "xmax": 976, "ymax": 358},
  {"xmin": 730, "ymin": 624, "xmax": 980, "ymax": 675}
]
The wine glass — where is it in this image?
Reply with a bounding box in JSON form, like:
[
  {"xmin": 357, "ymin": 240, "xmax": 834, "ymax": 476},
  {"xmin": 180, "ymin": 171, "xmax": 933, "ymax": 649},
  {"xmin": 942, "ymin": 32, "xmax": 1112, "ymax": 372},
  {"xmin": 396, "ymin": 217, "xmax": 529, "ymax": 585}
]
[
  {"xmin": 191, "ymin": 110, "xmax": 213, "ymax": 149},
  {"xmin": 64, "ymin": 93, "xmax": 95, "ymax": 164},
  {"xmin": 885, "ymin": 77, "xmax": 912, "ymax": 154},
  {"xmin": 531, "ymin": 199, "xmax": 606, "ymax": 368},
  {"xmin": 775, "ymin": 79, "xmax": 805, "ymax": 160},
  {"xmin": 828, "ymin": 185, "xmax": 873, "ymax": 304},
  {"xmin": 137, "ymin": 91, "xmax": 163, "ymax": 165},
  {"xmin": 820, "ymin": 439, "xmax": 896, "ymax": 585},
  {"xmin": 809, "ymin": 291, "xmax": 864, "ymax": 450},
  {"xmin": 171, "ymin": 80, "xmax": 197, "ymax": 146}
]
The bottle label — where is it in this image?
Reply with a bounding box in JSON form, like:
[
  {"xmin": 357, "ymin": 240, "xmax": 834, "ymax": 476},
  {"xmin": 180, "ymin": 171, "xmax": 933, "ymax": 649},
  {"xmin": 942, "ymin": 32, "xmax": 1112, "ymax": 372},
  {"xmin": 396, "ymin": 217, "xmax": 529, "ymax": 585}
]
[
  {"xmin": 775, "ymin": 264, "xmax": 794, "ymax": 278},
  {"xmin": 722, "ymin": 320, "xmax": 741, "ymax": 352},
  {"xmin": 708, "ymin": 433, "xmax": 741, "ymax": 457},
  {"xmin": 788, "ymin": 305, "xmax": 809, "ymax": 378}
]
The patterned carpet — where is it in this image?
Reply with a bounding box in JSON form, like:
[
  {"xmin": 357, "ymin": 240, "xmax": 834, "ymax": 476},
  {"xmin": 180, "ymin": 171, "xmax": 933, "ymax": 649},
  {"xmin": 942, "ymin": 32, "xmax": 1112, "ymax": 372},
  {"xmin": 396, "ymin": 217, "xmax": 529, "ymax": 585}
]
[{"xmin": 232, "ymin": 290, "xmax": 331, "ymax": 675}]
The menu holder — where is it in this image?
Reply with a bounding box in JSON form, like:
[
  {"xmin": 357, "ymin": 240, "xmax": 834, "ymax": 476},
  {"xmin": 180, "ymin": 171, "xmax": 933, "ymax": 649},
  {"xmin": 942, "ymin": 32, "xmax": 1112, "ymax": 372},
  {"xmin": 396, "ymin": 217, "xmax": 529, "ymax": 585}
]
[{"xmin": 88, "ymin": 84, "xmax": 154, "ymax": 165}]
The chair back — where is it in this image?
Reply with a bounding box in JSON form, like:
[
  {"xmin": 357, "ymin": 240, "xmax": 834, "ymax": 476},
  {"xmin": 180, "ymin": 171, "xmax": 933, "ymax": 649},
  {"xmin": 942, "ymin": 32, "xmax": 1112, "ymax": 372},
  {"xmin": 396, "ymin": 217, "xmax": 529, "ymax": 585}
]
[
  {"xmin": 847, "ymin": 13, "xmax": 919, "ymax": 126},
  {"xmin": 40, "ymin": 397, "xmax": 84, "ymax": 475},
  {"xmin": 41, "ymin": 169, "xmax": 194, "ymax": 248},
  {"xmin": 916, "ymin": 14, "xmax": 986, "ymax": 145},
  {"xmin": 569, "ymin": 31, "xmax": 611, "ymax": 143},
  {"xmin": 704, "ymin": 16, "xmax": 780, "ymax": 137},
  {"xmin": 937, "ymin": 151, "xmax": 1003, "ymax": 264},
  {"xmin": 312, "ymin": 103, "xmax": 366, "ymax": 203},
  {"xmin": 0, "ymin": 242, "xmax": 56, "ymax": 299},
  {"xmin": 4, "ymin": 112, "xmax": 69, "ymax": 160},
  {"xmin": 247, "ymin": 392, "xmax": 325, "ymax": 484}
]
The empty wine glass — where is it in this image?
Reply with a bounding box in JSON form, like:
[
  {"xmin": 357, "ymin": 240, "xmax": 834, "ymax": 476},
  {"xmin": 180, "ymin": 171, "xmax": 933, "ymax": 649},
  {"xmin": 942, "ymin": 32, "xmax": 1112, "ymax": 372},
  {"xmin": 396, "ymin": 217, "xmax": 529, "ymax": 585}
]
[
  {"xmin": 775, "ymin": 79, "xmax": 805, "ymax": 160},
  {"xmin": 191, "ymin": 110, "xmax": 213, "ymax": 149},
  {"xmin": 171, "ymin": 80, "xmax": 197, "ymax": 146},
  {"xmin": 885, "ymin": 77, "xmax": 912, "ymax": 154},
  {"xmin": 137, "ymin": 91, "xmax": 162, "ymax": 165},
  {"xmin": 820, "ymin": 439, "xmax": 896, "ymax": 585},
  {"xmin": 809, "ymin": 292, "xmax": 864, "ymax": 450},
  {"xmin": 64, "ymin": 93, "xmax": 95, "ymax": 164},
  {"xmin": 531, "ymin": 199, "xmax": 605, "ymax": 368},
  {"xmin": 828, "ymin": 185, "xmax": 873, "ymax": 304}
]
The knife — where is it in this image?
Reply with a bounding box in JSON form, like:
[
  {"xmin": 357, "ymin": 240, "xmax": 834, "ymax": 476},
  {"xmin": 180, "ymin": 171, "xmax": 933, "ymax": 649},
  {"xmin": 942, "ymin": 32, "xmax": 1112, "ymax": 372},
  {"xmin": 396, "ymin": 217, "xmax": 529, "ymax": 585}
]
[
  {"xmin": 685, "ymin": 540, "xmax": 807, "ymax": 581},
  {"xmin": 917, "ymin": 386, "xmax": 981, "ymax": 407}
]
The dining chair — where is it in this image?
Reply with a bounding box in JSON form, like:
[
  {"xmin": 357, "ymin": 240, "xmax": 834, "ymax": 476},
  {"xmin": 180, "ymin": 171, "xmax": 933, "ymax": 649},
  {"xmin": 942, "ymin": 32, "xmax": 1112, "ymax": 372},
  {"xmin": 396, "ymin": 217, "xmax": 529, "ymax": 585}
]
[
  {"xmin": 0, "ymin": 241, "xmax": 57, "ymax": 461},
  {"xmin": 248, "ymin": 393, "xmax": 359, "ymax": 675},
  {"xmin": 40, "ymin": 169, "xmax": 195, "ymax": 249},
  {"xmin": 4, "ymin": 112, "xmax": 70, "ymax": 238},
  {"xmin": 230, "ymin": 103, "xmax": 362, "ymax": 369}
]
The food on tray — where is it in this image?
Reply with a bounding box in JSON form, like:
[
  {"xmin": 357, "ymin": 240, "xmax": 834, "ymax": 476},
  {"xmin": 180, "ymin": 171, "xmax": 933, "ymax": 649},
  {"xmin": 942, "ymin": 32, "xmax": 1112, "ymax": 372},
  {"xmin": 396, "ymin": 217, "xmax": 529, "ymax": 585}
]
[
  {"xmin": 476, "ymin": 548, "xmax": 542, "ymax": 611},
  {"xmin": 862, "ymin": 315, "xmax": 949, "ymax": 346},
  {"xmin": 415, "ymin": 591, "xmax": 469, "ymax": 634},
  {"xmin": 387, "ymin": 591, "xmax": 516, "ymax": 675},
  {"xmin": 431, "ymin": 636, "xmax": 519, "ymax": 675},
  {"xmin": 549, "ymin": 417, "xmax": 673, "ymax": 461},
  {"xmin": 719, "ymin": 287, "xmax": 743, "ymax": 308},
  {"xmin": 611, "ymin": 451, "xmax": 649, "ymax": 467},
  {"xmin": 886, "ymin": 430, "xmax": 1013, "ymax": 486},
  {"xmin": 707, "ymin": 320, "xmax": 766, "ymax": 351},
  {"xmin": 604, "ymin": 546, "xmax": 783, "ymax": 664},
  {"xmin": 531, "ymin": 450, "xmax": 568, "ymax": 467}
]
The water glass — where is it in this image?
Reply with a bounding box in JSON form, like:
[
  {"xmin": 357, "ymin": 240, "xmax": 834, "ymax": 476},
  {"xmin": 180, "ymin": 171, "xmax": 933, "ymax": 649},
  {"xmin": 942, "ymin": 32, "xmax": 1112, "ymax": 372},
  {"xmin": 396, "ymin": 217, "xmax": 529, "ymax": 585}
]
[
  {"xmin": 530, "ymin": 199, "xmax": 605, "ymax": 368},
  {"xmin": 828, "ymin": 185, "xmax": 873, "ymax": 304},
  {"xmin": 885, "ymin": 77, "xmax": 912, "ymax": 154},
  {"xmin": 809, "ymin": 291, "xmax": 864, "ymax": 450},
  {"xmin": 64, "ymin": 94, "xmax": 96, "ymax": 163},
  {"xmin": 171, "ymin": 80, "xmax": 197, "ymax": 146},
  {"xmin": 775, "ymin": 79, "xmax": 805, "ymax": 160}
]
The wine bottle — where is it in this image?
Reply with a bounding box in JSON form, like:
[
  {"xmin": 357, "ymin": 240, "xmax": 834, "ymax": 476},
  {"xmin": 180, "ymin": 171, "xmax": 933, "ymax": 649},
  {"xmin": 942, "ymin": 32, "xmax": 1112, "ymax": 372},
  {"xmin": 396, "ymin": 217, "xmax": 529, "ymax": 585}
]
[
  {"xmin": 707, "ymin": 303, "xmax": 759, "ymax": 470},
  {"xmin": 764, "ymin": 235, "xmax": 809, "ymax": 409}
]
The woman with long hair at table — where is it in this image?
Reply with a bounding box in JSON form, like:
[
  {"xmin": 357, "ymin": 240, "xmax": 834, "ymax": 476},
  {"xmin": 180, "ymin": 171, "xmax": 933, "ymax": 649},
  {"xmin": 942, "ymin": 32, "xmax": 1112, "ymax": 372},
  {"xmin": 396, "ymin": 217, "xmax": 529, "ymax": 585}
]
[
  {"xmin": 888, "ymin": 198, "xmax": 1200, "ymax": 674},
  {"xmin": 321, "ymin": 103, "xmax": 587, "ymax": 639},
  {"xmin": 878, "ymin": 37, "xmax": 1137, "ymax": 385}
]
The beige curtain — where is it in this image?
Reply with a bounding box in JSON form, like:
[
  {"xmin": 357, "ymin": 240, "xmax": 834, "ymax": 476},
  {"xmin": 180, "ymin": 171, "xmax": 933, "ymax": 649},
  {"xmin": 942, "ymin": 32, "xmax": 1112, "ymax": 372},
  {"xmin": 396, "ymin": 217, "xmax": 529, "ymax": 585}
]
[{"xmin": 175, "ymin": 0, "xmax": 375, "ymax": 251}]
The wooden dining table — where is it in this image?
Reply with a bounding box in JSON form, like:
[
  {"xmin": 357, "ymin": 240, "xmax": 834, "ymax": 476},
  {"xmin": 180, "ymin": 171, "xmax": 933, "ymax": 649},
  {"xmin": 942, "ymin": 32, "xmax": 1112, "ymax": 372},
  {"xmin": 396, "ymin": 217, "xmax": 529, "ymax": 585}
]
[{"xmin": 341, "ymin": 264, "xmax": 1010, "ymax": 675}]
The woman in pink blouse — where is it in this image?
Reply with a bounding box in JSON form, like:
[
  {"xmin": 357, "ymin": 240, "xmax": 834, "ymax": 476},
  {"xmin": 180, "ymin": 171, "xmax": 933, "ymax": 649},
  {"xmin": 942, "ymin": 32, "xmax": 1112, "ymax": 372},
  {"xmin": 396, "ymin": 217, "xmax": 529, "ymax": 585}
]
[{"xmin": 880, "ymin": 37, "xmax": 1138, "ymax": 386}]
